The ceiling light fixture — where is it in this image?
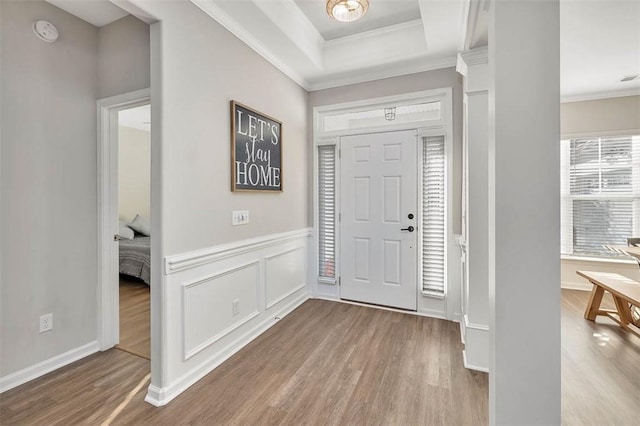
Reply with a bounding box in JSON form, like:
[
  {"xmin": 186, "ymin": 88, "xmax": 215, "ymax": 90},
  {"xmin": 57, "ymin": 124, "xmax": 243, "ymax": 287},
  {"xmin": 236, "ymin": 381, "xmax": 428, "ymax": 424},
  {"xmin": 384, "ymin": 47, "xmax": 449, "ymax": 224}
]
[
  {"xmin": 326, "ymin": 0, "xmax": 369, "ymax": 23},
  {"xmin": 384, "ymin": 107, "xmax": 396, "ymax": 121}
]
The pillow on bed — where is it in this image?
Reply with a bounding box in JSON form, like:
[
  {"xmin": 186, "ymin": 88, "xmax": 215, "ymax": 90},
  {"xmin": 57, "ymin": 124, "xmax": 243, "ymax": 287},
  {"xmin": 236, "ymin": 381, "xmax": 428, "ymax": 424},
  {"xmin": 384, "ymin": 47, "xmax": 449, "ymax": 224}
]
[
  {"xmin": 129, "ymin": 214, "xmax": 151, "ymax": 236},
  {"xmin": 118, "ymin": 220, "xmax": 135, "ymax": 240}
]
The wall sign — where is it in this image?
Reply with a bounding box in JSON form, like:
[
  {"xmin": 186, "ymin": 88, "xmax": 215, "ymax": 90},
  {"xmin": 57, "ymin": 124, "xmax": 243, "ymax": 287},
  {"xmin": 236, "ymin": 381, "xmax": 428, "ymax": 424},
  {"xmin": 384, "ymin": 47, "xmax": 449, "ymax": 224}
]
[{"xmin": 230, "ymin": 101, "xmax": 282, "ymax": 192}]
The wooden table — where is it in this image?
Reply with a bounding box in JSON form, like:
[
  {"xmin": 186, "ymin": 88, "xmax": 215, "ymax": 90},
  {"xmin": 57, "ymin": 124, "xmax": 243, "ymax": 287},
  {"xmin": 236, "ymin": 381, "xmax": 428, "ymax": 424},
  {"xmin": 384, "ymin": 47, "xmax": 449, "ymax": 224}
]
[
  {"xmin": 577, "ymin": 270, "xmax": 640, "ymax": 337},
  {"xmin": 606, "ymin": 245, "xmax": 640, "ymax": 264}
]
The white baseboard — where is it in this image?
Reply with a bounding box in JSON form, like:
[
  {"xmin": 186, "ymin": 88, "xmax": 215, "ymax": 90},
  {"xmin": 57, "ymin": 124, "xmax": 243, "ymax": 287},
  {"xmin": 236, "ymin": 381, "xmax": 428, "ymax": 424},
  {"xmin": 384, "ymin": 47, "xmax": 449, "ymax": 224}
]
[
  {"xmin": 462, "ymin": 349, "xmax": 489, "ymax": 373},
  {"xmin": 145, "ymin": 292, "xmax": 310, "ymax": 407},
  {"xmin": 461, "ymin": 314, "xmax": 490, "ymax": 372},
  {"xmin": 0, "ymin": 341, "xmax": 99, "ymax": 393},
  {"xmin": 561, "ymin": 281, "xmax": 592, "ymax": 291}
]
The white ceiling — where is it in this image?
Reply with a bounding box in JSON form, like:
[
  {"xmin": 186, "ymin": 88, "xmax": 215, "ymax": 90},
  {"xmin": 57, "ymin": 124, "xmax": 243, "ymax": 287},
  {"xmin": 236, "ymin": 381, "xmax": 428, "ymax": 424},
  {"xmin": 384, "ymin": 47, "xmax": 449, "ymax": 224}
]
[
  {"xmin": 294, "ymin": 0, "xmax": 422, "ymax": 40},
  {"xmin": 46, "ymin": 0, "xmax": 128, "ymax": 27},
  {"xmin": 119, "ymin": 104, "xmax": 150, "ymax": 132},
  {"xmin": 192, "ymin": 0, "xmax": 466, "ymax": 90},
  {"xmin": 560, "ymin": 0, "xmax": 640, "ymax": 101},
  {"xmin": 44, "ymin": 0, "xmax": 640, "ymax": 100}
]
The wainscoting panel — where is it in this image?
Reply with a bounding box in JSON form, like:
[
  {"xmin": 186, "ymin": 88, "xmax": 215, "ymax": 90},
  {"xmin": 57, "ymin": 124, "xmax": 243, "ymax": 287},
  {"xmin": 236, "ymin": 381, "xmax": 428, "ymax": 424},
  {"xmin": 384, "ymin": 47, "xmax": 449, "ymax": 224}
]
[
  {"xmin": 265, "ymin": 247, "xmax": 306, "ymax": 309},
  {"xmin": 148, "ymin": 228, "xmax": 312, "ymax": 407},
  {"xmin": 182, "ymin": 261, "xmax": 260, "ymax": 360}
]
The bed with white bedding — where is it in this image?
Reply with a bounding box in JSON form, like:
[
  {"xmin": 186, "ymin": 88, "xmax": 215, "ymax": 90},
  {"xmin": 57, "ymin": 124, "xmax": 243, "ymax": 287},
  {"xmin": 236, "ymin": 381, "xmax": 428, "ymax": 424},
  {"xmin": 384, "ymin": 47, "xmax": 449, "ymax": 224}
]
[{"xmin": 118, "ymin": 215, "xmax": 151, "ymax": 285}]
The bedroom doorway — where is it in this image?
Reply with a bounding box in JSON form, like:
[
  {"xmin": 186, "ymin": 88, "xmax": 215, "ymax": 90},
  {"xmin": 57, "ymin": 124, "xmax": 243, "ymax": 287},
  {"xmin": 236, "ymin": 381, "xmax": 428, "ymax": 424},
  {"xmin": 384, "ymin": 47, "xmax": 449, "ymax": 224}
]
[
  {"xmin": 115, "ymin": 104, "xmax": 151, "ymax": 359},
  {"xmin": 97, "ymin": 89, "xmax": 152, "ymax": 360}
]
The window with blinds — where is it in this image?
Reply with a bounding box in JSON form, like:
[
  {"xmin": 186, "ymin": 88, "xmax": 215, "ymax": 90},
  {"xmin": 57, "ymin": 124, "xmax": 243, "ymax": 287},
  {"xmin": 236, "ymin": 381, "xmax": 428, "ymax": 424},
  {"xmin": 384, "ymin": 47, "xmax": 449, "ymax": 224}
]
[
  {"xmin": 318, "ymin": 145, "xmax": 336, "ymax": 279},
  {"xmin": 561, "ymin": 135, "xmax": 640, "ymax": 257},
  {"xmin": 422, "ymin": 135, "xmax": 446, "ymax": 294}
]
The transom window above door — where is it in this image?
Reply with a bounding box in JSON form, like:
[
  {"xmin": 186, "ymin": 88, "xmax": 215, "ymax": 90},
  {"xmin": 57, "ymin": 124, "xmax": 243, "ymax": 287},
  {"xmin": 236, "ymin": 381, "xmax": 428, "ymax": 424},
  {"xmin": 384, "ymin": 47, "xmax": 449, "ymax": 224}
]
[
  {"xmin": 322, "ymin": 101, "xmax": 441, "ymax": 133},
  {"xmin": 314, "ymin": 91, "xmax": 448, "ymax": 138}
]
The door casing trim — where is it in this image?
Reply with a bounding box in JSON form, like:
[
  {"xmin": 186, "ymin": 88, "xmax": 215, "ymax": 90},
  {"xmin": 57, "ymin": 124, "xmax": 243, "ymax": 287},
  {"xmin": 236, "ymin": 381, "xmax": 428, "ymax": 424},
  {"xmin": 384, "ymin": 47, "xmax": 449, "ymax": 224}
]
[
  {"xmin": 97, "ymin": 88, "xmax": 150, "ymax": 350},
  {"xmin": 312, "ymin": 87, "xmax": 456, "ymax": 320}
]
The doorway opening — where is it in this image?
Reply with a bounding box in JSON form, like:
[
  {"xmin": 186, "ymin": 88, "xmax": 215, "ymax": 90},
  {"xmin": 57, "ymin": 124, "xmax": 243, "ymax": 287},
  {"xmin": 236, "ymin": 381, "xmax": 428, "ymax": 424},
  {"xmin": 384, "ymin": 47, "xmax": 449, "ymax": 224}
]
[
  {"xmin": 115, "ymin": 104, "xmax": 151, "ymax": 359},
  {"xmin": 97, "ymin": 89, "xmax": 152, "ymax": 361}
]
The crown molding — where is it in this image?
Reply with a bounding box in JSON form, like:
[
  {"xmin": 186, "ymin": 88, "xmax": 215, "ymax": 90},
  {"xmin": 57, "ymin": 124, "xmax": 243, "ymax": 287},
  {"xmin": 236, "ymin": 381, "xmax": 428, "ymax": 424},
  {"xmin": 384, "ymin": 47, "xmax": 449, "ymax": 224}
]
[
  {"xmin": 456, "ymin": 46, "xmax": 488, "ymax": 76},
  {"xmin": 308, "ymin": 55, "xmax": 458, "ymax": 92},
  {"xmin": 561, "ymin": 88, "xmax": 640, "ymax": 103},
  {"xmin": 251, "ymin": 0, "xmax": 324, "ymax": 69},
  {"xmin": 460, "ymin": 0, "xmax": 489, "ymax": 51}
]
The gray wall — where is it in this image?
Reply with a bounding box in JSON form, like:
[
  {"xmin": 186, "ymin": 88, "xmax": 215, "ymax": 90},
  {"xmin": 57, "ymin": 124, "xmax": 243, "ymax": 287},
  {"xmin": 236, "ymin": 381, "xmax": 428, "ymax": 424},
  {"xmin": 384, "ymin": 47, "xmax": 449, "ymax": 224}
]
[
  {"xmin": 561, "ymin": 95, "xmax": 640, "ymax": 136},
  {"xmin": 98, "ymin": 15, "xmax": 150, "ymax": 99},
  {"xmin": 309, "ymin": 68, "xmax": 464, "ymax": 234},
  {"xmin": 0, "ymin": 1, "xmax": 149, "ymax": 378},
  {"xmin": 1, "ymin": 0, "xmax": 99, "ymax": 376},
  {"xmin": 144, "ymin": 1, "xmax": 310, "ymax": 257}
]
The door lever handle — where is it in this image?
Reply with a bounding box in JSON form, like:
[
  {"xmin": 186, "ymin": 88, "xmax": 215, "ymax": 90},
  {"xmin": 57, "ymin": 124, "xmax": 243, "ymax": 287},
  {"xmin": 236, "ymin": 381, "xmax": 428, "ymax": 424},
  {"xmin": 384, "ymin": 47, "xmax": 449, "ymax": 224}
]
[{"xmin": 400, "ymin": 226, "xmax": 415, "ymax": 232}]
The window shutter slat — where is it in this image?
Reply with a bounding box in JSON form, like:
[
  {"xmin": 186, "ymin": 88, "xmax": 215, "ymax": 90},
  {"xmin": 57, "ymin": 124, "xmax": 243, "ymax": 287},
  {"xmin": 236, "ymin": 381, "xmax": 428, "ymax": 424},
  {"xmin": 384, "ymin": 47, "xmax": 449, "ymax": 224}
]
[
  {"xmin": 318, "ymin": 145, "xmax": 336, "ymax": 278},
  {"xmin": 561, "ymin": 136, "xmax": 639, "ymax": 257},
  {"xmin": 422, "ymin": 136, "xmax": 446, "ymax": 294}
]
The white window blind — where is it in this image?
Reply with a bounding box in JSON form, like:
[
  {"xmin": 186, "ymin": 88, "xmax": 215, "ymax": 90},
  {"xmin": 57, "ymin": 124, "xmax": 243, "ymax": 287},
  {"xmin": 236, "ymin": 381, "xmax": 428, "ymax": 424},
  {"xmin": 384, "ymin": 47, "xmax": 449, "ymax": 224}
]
[
  {"xmin": 561, "ymin": 136, "xmax": 640, "ymax": 257},
  {"xmin": 422, "ymin": 135, "xmax": 446, "ymax": 294},
  {"xmin": 318, "ymin": 145, "xmax": 336, "ymax": 279}
]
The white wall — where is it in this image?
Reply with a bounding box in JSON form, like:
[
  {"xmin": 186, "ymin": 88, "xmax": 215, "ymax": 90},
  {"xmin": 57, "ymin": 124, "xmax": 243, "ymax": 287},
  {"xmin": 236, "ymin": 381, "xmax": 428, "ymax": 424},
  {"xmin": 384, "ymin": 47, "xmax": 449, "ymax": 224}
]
[
  {"xmin": 118, "ymin": 126, "xmax": 151, "ymax": 222},
  {"xmin": 457, "ymin": 48, "xmax": 490, "ymax": 372},
  {"xmin": 0, "ymin": 0, "xmax": 150, "ymax": 389},
  {"xmin": 489, "ymin": 1, "xmax": 561, "ymax": 423},
  {"xmin": 1, "ymin": 0, "xmax": 99, "ymax": 377}
]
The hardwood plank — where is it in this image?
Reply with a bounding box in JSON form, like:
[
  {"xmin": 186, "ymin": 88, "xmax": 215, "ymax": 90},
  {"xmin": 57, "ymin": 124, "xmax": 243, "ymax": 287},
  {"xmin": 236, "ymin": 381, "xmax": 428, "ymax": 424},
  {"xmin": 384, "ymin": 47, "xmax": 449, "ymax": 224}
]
[
  {"xmin": 118, "ymin": 275, "xmax": 150, "ymax": 360},
  {"xmin": 561, "ymin": 289, "xmax": 640, "ymax": 425},
  {"xmin": 4, "ymin": 292, "xmax": 637, "ymax": 425},
  {"xmin": 0, "ymin": 300, "xmax": 488, "ymax": 425}
]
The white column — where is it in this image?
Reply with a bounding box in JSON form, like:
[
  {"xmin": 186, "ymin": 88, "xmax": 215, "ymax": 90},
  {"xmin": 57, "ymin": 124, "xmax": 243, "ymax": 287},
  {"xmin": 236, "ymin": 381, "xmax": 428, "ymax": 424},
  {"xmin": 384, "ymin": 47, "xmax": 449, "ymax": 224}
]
[
  {"xmin": 457, "ymin": 47, "xmax": 490, "ymax": 372},
  {"xmin": 489, "ymin": 1, "xmax": 561, "ymax": 424}
]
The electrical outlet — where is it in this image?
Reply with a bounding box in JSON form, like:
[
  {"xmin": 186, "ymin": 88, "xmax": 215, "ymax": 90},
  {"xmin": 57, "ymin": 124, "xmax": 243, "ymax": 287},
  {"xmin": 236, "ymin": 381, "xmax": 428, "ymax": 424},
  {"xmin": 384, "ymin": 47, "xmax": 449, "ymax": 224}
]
[
  {"xmin": 40, "ymin": 313, "xmax": 53, "ymax": 333},
  {"xmin": 232, "ymin": 299, "xmax": 240, "ymax": 316},
  {"xmin": 232, "ymin": 210, "xmax": 250, "ymax": 226}
]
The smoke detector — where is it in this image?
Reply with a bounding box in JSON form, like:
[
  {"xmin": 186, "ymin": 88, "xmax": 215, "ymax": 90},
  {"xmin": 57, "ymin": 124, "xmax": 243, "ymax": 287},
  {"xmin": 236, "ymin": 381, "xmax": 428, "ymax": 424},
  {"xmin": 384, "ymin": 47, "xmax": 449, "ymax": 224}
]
[
  {"xmin": 620, "ymin": 74, "xmax": 639, "ymax": 83},
  {"xmin": 33, "ymin": 20, "xmax": 59, "ymax": 43}
]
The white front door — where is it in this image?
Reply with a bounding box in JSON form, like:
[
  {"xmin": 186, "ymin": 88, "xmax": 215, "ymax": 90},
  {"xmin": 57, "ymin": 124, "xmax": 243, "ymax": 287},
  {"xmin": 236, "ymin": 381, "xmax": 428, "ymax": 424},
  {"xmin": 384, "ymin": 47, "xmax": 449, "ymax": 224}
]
[{"xmin": 340, "ymin": 130, "xmax": 418, "ymax": 310}]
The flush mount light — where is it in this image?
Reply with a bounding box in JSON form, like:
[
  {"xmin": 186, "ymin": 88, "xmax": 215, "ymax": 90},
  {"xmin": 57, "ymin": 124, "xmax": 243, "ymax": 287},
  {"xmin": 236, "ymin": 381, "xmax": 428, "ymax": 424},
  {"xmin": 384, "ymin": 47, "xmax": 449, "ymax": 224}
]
[
  {"xmin": 33, "ymin": 20, "xmax": 59, "ymax": 43},
  {"xmin": 326, "ymin": 0, "xmax": 369, "ymax": 23}
]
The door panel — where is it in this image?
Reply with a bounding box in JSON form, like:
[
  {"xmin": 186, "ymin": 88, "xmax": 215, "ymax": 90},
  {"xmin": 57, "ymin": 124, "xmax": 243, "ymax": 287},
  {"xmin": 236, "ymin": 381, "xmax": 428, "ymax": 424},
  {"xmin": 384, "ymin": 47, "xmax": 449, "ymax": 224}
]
[{"xmin": 340, "ymin": 130, "xmax": 418, "ymax": 310}]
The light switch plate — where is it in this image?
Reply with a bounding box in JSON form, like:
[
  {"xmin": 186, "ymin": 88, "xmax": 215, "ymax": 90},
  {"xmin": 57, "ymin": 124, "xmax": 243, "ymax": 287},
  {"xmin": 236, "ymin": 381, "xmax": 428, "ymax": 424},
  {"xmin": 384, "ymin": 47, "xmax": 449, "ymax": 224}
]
[{"xmin": 232, "ymin": 210, "xmax": 249, "ymax": 226}]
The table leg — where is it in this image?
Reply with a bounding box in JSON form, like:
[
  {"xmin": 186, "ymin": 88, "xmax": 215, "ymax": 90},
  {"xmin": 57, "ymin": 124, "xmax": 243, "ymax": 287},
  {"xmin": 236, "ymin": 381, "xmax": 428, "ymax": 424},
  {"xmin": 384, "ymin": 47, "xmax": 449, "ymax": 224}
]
[
  {"xmin": 613, "ymin": 296, "xmax": 632, "ymax": 325},
  {"xmin": 584, "ymin": 284, "xmax": 605, "ymax": 321}
]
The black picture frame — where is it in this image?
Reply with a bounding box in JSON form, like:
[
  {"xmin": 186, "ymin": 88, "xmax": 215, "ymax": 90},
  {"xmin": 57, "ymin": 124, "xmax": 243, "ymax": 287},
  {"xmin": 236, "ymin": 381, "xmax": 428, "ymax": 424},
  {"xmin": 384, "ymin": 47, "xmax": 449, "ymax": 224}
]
[{"xmin": 230, "ymin": 101, "xmax": 283, "ymax": 192}]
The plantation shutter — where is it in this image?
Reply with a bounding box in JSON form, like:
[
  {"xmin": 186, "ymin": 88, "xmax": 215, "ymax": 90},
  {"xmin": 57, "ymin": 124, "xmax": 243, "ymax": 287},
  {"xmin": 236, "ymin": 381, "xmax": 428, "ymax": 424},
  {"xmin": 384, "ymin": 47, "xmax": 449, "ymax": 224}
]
[
  {"xmin": 561, "ymin": 136, "xmax": 639, "ymax": 257},
  {"xmin": 318, "ymin": 145, "xmax": 336, "ymax": 279},
  {"xmin": 422, "ymin": 135, "xmax": 446, "ymax": 294}
]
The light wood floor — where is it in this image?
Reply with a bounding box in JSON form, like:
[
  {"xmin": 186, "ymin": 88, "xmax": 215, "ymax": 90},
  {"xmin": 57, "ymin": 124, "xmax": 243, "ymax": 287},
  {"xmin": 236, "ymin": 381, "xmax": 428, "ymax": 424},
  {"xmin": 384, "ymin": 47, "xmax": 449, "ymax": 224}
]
[
  {"xmin": 561, "ymin": 289, "xmax": 640, "ymax": 425},
  {"xmin": 117, "ymin": 275, "xmax": 150, "ymax": 360},
  {"xmin": 0, "ymin": 299, "xmax": 487, "ymax": 425},
  {"xmin": 1, "ymin": 290, "xmax": 638, "ymax": 425}
]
